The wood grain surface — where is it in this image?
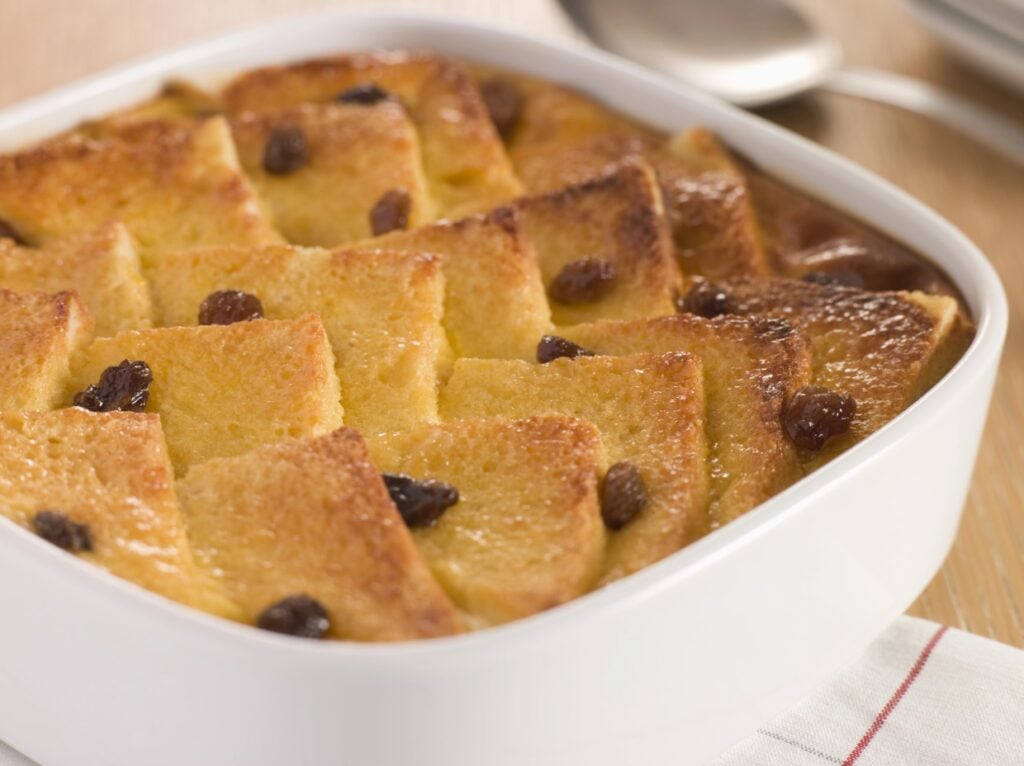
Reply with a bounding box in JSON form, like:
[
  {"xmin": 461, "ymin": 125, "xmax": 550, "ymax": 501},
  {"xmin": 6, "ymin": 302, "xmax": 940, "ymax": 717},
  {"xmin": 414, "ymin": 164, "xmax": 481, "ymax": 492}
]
[{"xmin": 1, "ymin": 0, "xmax": 1021, "ymax": 645}]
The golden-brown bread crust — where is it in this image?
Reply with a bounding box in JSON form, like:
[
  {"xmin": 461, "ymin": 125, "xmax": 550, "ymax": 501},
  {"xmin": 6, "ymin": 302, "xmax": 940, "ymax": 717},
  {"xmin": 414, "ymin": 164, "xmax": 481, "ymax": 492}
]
[
  {"xmin": 177, "ymin": 427, "xmax": 463, "ymax": 641},
  {"xmin": 439, "ymin": 353, "xmax": 708, "ymax": 583},
  {"xmin": 0, "ymin": 289, "xmax": 92, "ymax": 411},
  {"xmin": 469, "ymin": 67, "xmax": 768, "ymax": 279},
  {"xmin": 367, "ymin": 416, "xmax": 606, "ymax": 627},
  {"xmin": 0, "ymin": 117, "xmax": 282, "ymax": 268},
  {"xmin": 663, "ymin": 128, "xmax": 770, "ymax": 279},
  {"xmin": 69, "ymin": 315, "xmax": 344, "ymax": 474},
  {"xmin": 514, "ymin": 162, "xmax": 682, "ymax": 324},
  {"xmin": 355, "ymin": 205, "xmax": 552, "ymax": 361},
  {"xmin": 564, "ymin": 314, "xmax": 812, "ymax": 527},
  {"xmin": 0, "ymin": 409, "xmax": 206, "ymax": 608},
  {"xmin": 148, "ymin": 244, "xmax": 446, "ymax": 434},
  {"xmin": 223, "ymin": 51, "xmax": 522, "ymax": 218},
  {"xmin": 0, "ymin": 222, "xmax": 151, "ymax": 335},
  {"xmin": 720, "ymin": 277, "xmax": 972, "ymax": 465},
  {"xmin": 230, "ymin": 102, "xmax": 434, "ymax": 245}
]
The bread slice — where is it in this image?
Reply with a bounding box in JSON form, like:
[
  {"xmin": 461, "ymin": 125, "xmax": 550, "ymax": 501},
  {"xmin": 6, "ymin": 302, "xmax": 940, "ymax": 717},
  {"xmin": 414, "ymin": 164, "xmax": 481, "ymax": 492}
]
[
  {"xmin": 470, "ymin": 67, "xmax": 768, "ymax": 279},
  {"xmin": 0, "ymin": 289, "xmax": 92, "ymax": 411},
  {"xmin": 222, "ymin": 51, "xmax": 522, "ymax": 218},
  {"xmin": 230, "ymin": 102, "xmax": 433, "ymax": 246},
  {"xmin": 69, "ymin": 315, "xmax": 344, "ymax": 474},
  {"xmin": 514, "ymin": 162, "xmax": 681, "ymax": 324},
  {"xmin": 0, "ymin": 222, "xmax": 151, "ymax": 335},
  {"xmin": 148, "ymin": 245, "xmax": 446, "ymax": 434},
  {"xmin": 663, "ymin": 128, "xmax": 770, "ymax": 280},
  {"xmin": 0, "ymin": 409, "xmax": 205, "ymax": 608},
  {"xmin": 719, "ymin": 278, "xmax": 973, "ymax": 465},
  {"xmin": 440, "ymin": 353, "xmax": 708, "ymax": 583},
  {"xmin": 0, "ymin": 117, "xmax": 281, "ymax": 268},
  {"xmin": 177, "ymin": 428, "xmax": 462, "ymax": 641},
  {"xmin": 355, "ymin": 206, "xmax": 552, "ymax": 360},
  {"xmin": 563, "ymin": 315, "xmax": 812, "ymax": 528},
  {"xmin": 366, "ymin": 417, "xmax": 606, "ymax": 627}
]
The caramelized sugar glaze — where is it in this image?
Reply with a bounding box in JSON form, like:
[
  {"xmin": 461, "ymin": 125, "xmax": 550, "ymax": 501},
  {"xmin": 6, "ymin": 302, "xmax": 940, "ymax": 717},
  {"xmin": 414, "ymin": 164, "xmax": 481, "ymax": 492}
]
[{"xmin": 0, "ymin": 51, "xmax": 971, "ymax": 641}]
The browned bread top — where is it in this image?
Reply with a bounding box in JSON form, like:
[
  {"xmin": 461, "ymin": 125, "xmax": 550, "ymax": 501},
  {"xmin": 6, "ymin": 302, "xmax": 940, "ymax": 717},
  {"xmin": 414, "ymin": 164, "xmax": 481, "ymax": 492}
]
[
  {"xmin": 0, "ymin": 409, "xmax": 207, "ymax": 608},
  {"xmin": 440, "ymin": 352, "xmax": 708, "ymax": 583},
  {"xmin": 0, "ymin": 222, "xmax": 151, "ymax": 335},
  {"xmin": 564, "ymin": 313, "xmax": 812, "ymax": 527},
  {"xmin": 469, "ymin": 67, "xmax": 769, "ymax": 279},
  {"xmin": 0, "ymin": 117, "xmax": 281, "ymax": 268},
  {"xmin": 69, "ymin": 315, "xmax": 344, "ymax": 474},
  {"xmin": 229, "ymin": 102, "xmax": 433, "ymax": 246},
  {"xmin": 0, "ymin": 288, "xmax": 92, "ymax": 411},
  {"xmin": 515, "ymin": 162, "xmax": 682, "ymax": 324},
  {"xmin": 367, "ymin": 416, "xmax": 606, "ymax": 627},
  {"xmin": 718, "ymin": 277, "xmax": 971, "ymax": 465},
  {"xmin": 223, "ymin": 51, "xmax": 522, "ymax": 219},
  {"xmin": 178, "ymin": 427, "xmax": 463, "ymax": 641},
  {"xmin": 356, "ymin": 205, "xmax": 552, "ymax": 361}
]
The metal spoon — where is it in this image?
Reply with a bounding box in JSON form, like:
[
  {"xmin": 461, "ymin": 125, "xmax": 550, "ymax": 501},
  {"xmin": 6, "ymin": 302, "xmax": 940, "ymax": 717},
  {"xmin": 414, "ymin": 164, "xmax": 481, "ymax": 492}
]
[{"xmin": 558, "ymin": 0, "xmax": 1024, "ymax": 164}]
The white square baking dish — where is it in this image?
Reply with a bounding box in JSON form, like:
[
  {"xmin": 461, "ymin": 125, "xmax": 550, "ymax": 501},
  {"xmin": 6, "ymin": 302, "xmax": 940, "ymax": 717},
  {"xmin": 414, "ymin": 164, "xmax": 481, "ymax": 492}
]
[{"xmin": 0, "ymin": 11, "xmax": 1007, "ymax": 766}]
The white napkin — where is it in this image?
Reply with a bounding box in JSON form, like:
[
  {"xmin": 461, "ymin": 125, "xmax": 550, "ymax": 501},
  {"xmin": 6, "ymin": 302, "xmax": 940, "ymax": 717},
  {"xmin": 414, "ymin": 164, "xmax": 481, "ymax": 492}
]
[
  {"xmin": 3, "ymin": 617, "xmax": 1022, "ymax": 765},
  {"xmin": 718, "ymin": 616, "xmax": 1024, "ymax": 765}
]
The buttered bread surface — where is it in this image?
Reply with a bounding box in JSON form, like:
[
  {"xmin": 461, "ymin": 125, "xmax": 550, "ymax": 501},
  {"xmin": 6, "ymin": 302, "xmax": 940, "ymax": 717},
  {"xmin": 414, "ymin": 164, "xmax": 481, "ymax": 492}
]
[{"xmin": 0, "ymin": 50, "xmax": 971, "ymax": 642}]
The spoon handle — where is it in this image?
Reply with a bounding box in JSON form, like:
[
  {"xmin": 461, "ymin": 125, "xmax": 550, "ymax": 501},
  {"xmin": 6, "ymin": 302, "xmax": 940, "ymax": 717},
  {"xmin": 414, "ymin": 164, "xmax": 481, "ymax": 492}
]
[{"xmin": 821, "ymin": 67, "xmax": 1024, "ymax": 166}]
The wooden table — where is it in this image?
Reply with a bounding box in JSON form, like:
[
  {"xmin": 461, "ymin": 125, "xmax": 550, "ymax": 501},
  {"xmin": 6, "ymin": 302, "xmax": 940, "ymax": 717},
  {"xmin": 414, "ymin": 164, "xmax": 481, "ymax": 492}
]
[{"xmin": 2, "ymin": 0, "xmax": 1021, "ymax": 645}]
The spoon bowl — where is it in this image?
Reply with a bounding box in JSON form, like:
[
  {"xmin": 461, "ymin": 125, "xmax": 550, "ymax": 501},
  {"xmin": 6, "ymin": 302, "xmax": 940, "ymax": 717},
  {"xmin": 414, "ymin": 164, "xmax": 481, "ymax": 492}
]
[
  {"xmin": 558, "ymin": 0, "xmax": 841, "ymax": 106},
  {"xmin": 559, "ymin": 0, "xmax": 1024, "ymax": 163}
]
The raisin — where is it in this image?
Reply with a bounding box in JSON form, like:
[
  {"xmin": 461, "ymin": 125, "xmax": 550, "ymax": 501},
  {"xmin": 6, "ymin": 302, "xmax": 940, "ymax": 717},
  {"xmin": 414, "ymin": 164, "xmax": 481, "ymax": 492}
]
[
  {"xmin": 370, "ymin": 188, "xmax": 412, "ymax": 235},
  {"xmin": 781, "ymin": 386, "xmax": 857, "ymax": 451},
  {"xmin": 601, "ymin": 462, "xmax": 647, "ymax": 531},
  {"xmin": 536, "ymin": 335, "xmax": 595, "ymax": 364},
  {"xmin": 336, "ymin": 83, "xmax": 392, "ymax": 105},
  {"xmin": 0, "ymin": 218, "xmax": 25, "ymax": 245},
  {"xmin": 198, "ymin": 290, "xmax": 264, "ymax": 325},
  {"xmin": 256, "ymin": 595, "xmax": 330, "ymax": 639},
  {"xmin": 479, "ymin": 78, "xmax": 523, "ymax": 139},
  {"xmin": 383, "ymin": 473, "xmax": 458, "ymax": 528},
  {"xmin": 676, "ymin": 280, "xmax": 732, "ymax": 318},
  {"xmin": 73, "ymin": 360, "xmax": 152, "ymax": 413},
  {"xmin": 32, "ymin": 510, "xmax": 92, "ymax": 552},
  {"xmin": 262, "ymin": 124, "xmax": 309, "ymax": 175},
  {"xmin": 548, "ymin": 258, "xmax": 617, "ymax": 305}
]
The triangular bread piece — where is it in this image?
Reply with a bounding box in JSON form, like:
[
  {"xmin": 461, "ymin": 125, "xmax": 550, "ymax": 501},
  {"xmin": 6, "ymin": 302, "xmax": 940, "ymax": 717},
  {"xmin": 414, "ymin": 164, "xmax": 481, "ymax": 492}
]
[
  {"xmin": 230, "ymin": 102, "xmax": 434, "ymax": 246},
  {"xmin": 716, "ymin": 277, "xmax": 973, "ymax": 465},
  {"xmin": 177, "ymin": 428, "xmax": 462, "ymax": 641},
  {"xmin": 0, "ymin": 222, "xmax": 151, "ymax": 335},
  {"xmin": 514, "ymin": 162, "xmax": 681, "ymax": 324},
  {"xmin": 69, "ymin": 315, "xmax": 344, "ymax": 474},
  {"xmin": 0, "ymin": 289, "xmax": 92, "ymax": 411},
  {"xmin": 469, "ymin": 68, "xmax": 768, "ymax": 279},
  {"xmin": 0, "ymin": 117, "xmax": 281, "ymax": 268},
  {"xmin": 148, "ymin": 245, "xmax": 446, "ymax": 434},
  {"xmin": 440, "ymin": 353, "xmax": 708, "ymax": 583},
  {"xmin": 354, "ymin": 206, "xmax": 552, "ymax": 360},
  {"xmin": 0, "ymin": 409, "xmax": 206, "ymax": 608},
  {"xmin": 367, "ymin": 416, "xmax": 606, "ymax": 627},
  {"xmin": 223, "ymin": 52, "xmax": 522, "ymax": 219},
  {"xmin": 564, "ymin": 314, "xmax": 812, "ymax": 527}
]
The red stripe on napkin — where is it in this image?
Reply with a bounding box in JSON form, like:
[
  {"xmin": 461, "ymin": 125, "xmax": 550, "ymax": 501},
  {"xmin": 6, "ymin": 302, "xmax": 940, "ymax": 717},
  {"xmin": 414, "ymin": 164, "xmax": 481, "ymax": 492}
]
[{"xmin": 842, "ymin": 625, "xmax": 949, "ymax": 765}]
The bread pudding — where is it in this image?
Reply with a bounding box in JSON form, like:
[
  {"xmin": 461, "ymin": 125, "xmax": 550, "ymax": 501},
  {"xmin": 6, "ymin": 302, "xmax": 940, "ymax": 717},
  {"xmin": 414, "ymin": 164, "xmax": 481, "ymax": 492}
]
[{"xmin": 0, "ymin": 49, "xmax": 973, "ymax": 642}]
